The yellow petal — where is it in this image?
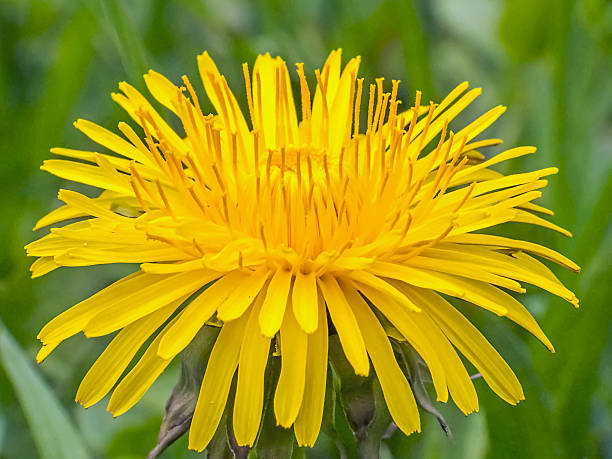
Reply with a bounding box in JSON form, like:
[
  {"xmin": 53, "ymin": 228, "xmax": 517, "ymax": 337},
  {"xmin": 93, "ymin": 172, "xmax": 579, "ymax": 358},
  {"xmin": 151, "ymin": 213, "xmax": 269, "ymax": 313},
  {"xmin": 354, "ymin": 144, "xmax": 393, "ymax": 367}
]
[
  {"xmin": 189, "ymin": 313, "xmax": 249, "ymax": 452},
  {"xmin": 344, "ymin": 283, "xmax": 420, "ymax": 435},
  {"xmin": 36, "ymin": 341, "xmax": 60, "ymax": 363},
  {"xmin": 76, "ymin": 300, "xmax": 180, "ymax": 408},
  {"xmin": 157, "ymin": 273, "xmax": 239, "ymax": 360},
  {"xmin": 41, "ymin": 159, "xmax": 132, "ymax": 195},
  {"xmin": 435, "ymin": 277, "xmax": 554, "ymax": 352},
  {"xmin": 140, "ymin": 259, "xmax": 206, "ymax": 274},
  {"xmin": 33, "ymin": 204, "xmax": 87, "ymax": 231},
  {"xmin": 407, "ymin": 286, "xmax": 524, "ymax": 404},
  {"xmin": 292, "ymin": 270, "xmax": 319, "ymax": 334},
  {"xmin": 37, "ymin": 271, "xmax": 162, "ymax": 344},
  {"xmin": 370, "ymin": 261, "xmax": 515, "ymax": 311},
  {"xmin": 353, "ymin": 281, "xmax": 449, "ymax": 404},
  {"xmin": 328, "ymin": 57, "xmax": 360, "ymax": 159},
  {"xmin": 58, "ymin": 189, "xmax": 130, "ymax": 221},
  {"xmin": 311, "ymin": 49, "xmax": 342, "ymax": 148},
  {"xmin": 143, "ymin": 70, "xmax": 181, "ymax": 115},
  {"xmin": 274, "ymin": 307, "xmax": 307, "ymax": 427},
  {"xmin": 348, "ymin": 270, "xmax": 420, "ymax": 311},
  {"xmin": 112, "ymin": 81, "xmax": 187, "ymax": 155},
  {"xmin": 317, "ymin": 274, "xmax": 369, "ymax": 376},
  {"xmin": 233, "ymin": 290, "xmax": 270, "ymax": 447},
  {"xmin": 216, "ymin": 267, "xmax": 271, "ymax": 322},
  {"xmin": 444, "ymin": 233, "xmax": 579, "ymax": 272},
  {"xmin": 30, "ymin": 257, "xmax": 60, "ymax": 278},
  {"xmin": 83, "ymin": 270, "xmax": 217, "ymax": 337},
  {"xmin": 197, "ymin": 51, "xmax": 249, "ymax": 141},
  {"xmin": 259, "ymin": 268, "xmax": 292, "ymax": 337},
  {"xmin": 294, "ymin": 295, "xmax": 328, "ymax": 447},
  {"xmin": 106, "ymin": 312, "xmax": 182, "ymax": 417},
  {"xmin": 406, "ymin": 254, "xmax": 523, "ymax": 293},
  {"xmin": 513, "ymin": 209, "xmax": 572, "ymax": 237},
  {"xmin": 252, "ymin": 53, "xmax": 278, "ymax": 149},
  {"xmin": 73, "ymin": 119, "xmax": 151, "ymax": 165}
]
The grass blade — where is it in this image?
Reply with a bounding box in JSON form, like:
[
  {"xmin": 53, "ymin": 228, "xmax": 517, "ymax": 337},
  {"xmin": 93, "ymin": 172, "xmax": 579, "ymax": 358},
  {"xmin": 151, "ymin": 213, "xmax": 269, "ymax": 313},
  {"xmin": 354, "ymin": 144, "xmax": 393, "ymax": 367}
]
[{"xmin": 0, "ymin": 320, "xmax": 92, "ymax": 459}]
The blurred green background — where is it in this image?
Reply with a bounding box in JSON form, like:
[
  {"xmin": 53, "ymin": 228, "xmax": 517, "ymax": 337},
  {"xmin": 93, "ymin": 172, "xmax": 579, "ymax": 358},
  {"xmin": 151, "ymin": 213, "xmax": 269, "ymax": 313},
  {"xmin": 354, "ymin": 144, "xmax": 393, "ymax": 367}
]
[{"xmin": 1, "ymin": 0, "xmax": 611, "ymax": 457}]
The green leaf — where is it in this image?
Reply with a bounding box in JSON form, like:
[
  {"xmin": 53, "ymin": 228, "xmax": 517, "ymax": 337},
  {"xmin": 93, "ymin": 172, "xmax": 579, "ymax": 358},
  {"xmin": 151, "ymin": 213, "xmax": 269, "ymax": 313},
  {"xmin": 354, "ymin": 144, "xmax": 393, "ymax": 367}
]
[{"xmin": 0, "ymin": 320, "xmax": 92, "ymax": 459}]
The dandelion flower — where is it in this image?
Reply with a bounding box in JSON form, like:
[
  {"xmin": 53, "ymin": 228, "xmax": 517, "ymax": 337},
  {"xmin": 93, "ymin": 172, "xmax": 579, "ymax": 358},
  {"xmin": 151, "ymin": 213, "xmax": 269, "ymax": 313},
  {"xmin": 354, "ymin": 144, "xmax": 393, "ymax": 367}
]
[{"xmin": 27, "ymin": 49, "xmax": 579, "ymax": 451}]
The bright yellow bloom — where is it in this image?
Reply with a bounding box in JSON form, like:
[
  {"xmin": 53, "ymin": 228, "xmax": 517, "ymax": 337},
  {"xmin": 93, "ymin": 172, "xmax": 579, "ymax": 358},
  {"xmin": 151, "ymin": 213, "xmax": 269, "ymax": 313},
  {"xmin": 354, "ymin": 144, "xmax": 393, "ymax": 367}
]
[{"xmin": 27, "ymin": 49, "xmax": 579, "ymax": 451}]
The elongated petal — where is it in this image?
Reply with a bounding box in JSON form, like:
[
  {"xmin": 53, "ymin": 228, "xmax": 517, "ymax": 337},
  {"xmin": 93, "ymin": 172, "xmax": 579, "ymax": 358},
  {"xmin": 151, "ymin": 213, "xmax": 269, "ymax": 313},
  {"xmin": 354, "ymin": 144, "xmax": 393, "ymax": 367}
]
[
  {"xmin": 294, "ymin": 295, "xmax": 328, "ymax": 447},
  {"xmin": 233, "ymin": 290, "xmax": 270, "ymax": 446},
  {"xmin": 107, "ymin": 311, "xmax": 183, "ymax": 416},
  {"xmin": 444, "ymin": 233, "xmax": 580, "ymax": 272},
  {"xmin": 259, "ymin": 268, "xmax": 293, "ymax": 337},
  {"xmin": 76, "ymin": 299, "xmax": 181, "ymax": 408},
  {"xmin": 274, "ymin": 306, "xmax": 308, "ymax": 427},
  {"xmin": 216, "ymin": 267, "xmax": 271, "ymax": 322},
  {"xmin": 317, "ymin": 274, "xmax": 369, "ymax": 376},
  {"xmin": 292, "ymin": 270, "xmax": 319, "ymax": 333},
  {"xmin": 189, "ymin": 314, "xmax": 249, "ymax": 452},
  {"xmin": 38, "ymin": 271, "xmax": 162, "ymax": 344},
  {"xmin": 73, "ymin": 118, "xmax": 151, "ymax": 165},
  {"xmin": 353, "ymin": 281, "xmax": 450, "ymax": 404},
  {"xmin": 344, "ymin": 283, "xmax": 420, "ymax": 435},
  {"xmin": 84, "ymin": 270, "xmax": 218, "ymax": 337},
  {"xmin": 406, "ymin": 286, "xmax": 524, "ymax": 404},
  {"xmin": 157, "ymin": 274, "xmax": 239, "ymax": 359}
]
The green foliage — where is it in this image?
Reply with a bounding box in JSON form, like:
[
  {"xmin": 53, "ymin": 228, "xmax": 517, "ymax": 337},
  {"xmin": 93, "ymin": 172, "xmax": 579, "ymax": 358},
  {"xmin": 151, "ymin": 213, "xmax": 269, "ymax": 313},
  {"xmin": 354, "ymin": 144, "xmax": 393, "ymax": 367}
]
[
  {"xmin": 0, "ymin": 0, "xmax": 610, "ymax": 457},
  {"xmin": 0, "ymin": 321, "xmax": 92, "ymax": 459}
]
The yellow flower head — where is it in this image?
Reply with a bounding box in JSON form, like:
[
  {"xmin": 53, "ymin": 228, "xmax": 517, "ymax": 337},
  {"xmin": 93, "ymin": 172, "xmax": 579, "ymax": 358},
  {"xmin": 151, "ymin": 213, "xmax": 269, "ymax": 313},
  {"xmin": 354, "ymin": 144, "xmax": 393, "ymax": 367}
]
[{"xmin": 27, "ymin": 49, "xmax": 579, "ymax": 451}]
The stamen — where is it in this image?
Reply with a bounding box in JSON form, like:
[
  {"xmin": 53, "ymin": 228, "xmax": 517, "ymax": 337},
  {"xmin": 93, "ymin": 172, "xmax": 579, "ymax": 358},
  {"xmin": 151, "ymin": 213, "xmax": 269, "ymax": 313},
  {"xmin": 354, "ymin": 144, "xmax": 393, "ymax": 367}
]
[
  {"xmin": 155, "ymin": 180, "xmax": 176, "ymax": 220},
  {"xmin": 259, "ymin": 222, "xmax": 268, "ymax": 249},
  {"xmin": 376, "ymin": 93, "xmax": 390, "ymax": 133},
  {"xmin": 129, "ymin": 177, "xmax": 150, "ymax": 213},
  {"xmin": 266, "ymin": 149, "xmax": 274, "ymax": 185},
  {"xmin": 353, "ymin": 138, "xmax": 359, "ymax": 177},
  {"xmin": 372, "ymin": 78, "xmax": 385, "ymax": 132},
  {"xmin": 365, "ymin": 132, "xmax": 371, "ymax": 176},
  {"xmin": 212, "ymin": 128, "xmax": 223, "ymax": 170},
  {"xmin": 242, "ymin": 62, "xmax": 256, "ymax": 130},
  {"xmin": 387, "ymin": 80, "xmax": 400, "ymax": 131},
  {"xmin": 411, "ymin": 102, "xmax": 436, "ymax": 161},
  {"xmin": 182, "ymin": 75, "xmax": 203, "ymax": 118},
  {"xmin": 306, "ymin": 154, "xmax": 314, "ymax": 189},
  {"xmin": 296, "ymin": 63, "xmax": 312, "ymax": 122},
  {"xmin": 323, "ymin": 154, "xmax": 331, "ymax": 190},
  {"xmin": 221, "ymin": 193, "xmax": 232, "ymax": 226},
  {"xmin": 129, "ymin": 161, "xmax": 156, "ymax": 202},
  {"xmin": 255, "ymin": 71, "xmax": 265, "ymax": 139},
  {"xmin": 354, "ymin": 78, "xmax": 364, "ymax": 137},
  {"xmin": 211, "ymin": 163, "xmax": 226, "ymax": 193},
  {"xmin": 404, "ymin": 91, "xmax": 422, "ymax": 146},
  {"xmin": 188, "ymin": 185, "xmax": 208, "ymax": 217},
  {"xmin": 344, "ymin": 70, "xmax": 357, "ymax": 146},
  {"xmin": 192, "ymin": 238, "xmax": 205, "ymax": 256},
  {"xmin": 452, "ymin": 182, "xmax": 476, "ymax": 213},
  {"xmin": 230, "ymin": 132, "xmax": 238, "ymax": 177},
  {"xmin": 367, "ymin": 84, "xmax": 376, "ymax": 132},
  {"xmin": 291, "ymin": 150, "xmax": 301, "ymax": 191}
]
